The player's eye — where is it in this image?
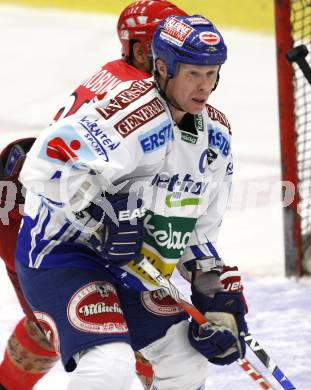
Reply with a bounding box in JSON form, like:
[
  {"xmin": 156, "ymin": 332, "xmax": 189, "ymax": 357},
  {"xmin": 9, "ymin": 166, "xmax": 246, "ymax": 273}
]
[
  {"xmin": 206, "ymin": 71, "xmax": 216, "ymax": 78},
  {"xmin": 189, "ymin": 71, "xmax": 200, "ymax": 77}
]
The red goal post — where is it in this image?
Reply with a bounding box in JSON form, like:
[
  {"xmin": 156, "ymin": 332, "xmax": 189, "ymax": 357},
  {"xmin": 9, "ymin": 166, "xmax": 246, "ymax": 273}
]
[{"xmin": 274, "ymin": 0, "xmax": 311, "ymax": 277}]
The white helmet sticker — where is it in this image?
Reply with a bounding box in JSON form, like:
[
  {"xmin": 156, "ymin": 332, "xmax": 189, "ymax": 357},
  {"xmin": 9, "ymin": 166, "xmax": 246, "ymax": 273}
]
[{"xmin": 199, "ymin": 31, "xmax": 220, "ymax": 45}]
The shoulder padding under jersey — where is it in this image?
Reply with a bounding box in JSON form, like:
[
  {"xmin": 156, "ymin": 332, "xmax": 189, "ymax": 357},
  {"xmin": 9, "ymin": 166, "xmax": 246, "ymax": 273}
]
[{"xmin": 206, "ymin": 104, "xmax": 231, "ymax": 134}]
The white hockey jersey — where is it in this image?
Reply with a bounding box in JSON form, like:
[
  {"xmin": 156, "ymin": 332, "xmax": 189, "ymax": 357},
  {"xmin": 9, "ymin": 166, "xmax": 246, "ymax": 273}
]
[{"xmin": 17, "ymin": 77, "xmax": 233, "ymax": 291}]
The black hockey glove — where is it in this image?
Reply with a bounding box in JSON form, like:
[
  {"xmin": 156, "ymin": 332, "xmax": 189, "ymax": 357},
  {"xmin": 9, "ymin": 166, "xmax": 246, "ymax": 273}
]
[{"xmin": 88, "ymin": 193, "xmax": 145, "ymax": 267}]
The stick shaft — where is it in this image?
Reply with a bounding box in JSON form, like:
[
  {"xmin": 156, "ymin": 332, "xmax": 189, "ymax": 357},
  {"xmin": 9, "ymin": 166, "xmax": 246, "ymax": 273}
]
[
  {"xmin": 238, "ymin": 359, "xmax": 276, "ymax": 390},
  {"xmin": 244, "ymin": 334, "xmax": 296, "ymax": 390}
]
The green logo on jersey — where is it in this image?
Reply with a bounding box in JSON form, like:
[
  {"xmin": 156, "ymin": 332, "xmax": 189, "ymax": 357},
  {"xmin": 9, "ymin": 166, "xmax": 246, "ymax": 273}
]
[
  {"xmin": 194, "ymin": 114, "xmax": 204, "ymax": 132},
  {"xmin": 165, "ymin": 194, "xmax": 202, "ymax": 208},
  {"xmin": 144, "ymin": 211, "xmax": 196, "ymax": 259},
  {"xmin": 181, "ymin": 131, "xmax": 198, "ymax": 144}
]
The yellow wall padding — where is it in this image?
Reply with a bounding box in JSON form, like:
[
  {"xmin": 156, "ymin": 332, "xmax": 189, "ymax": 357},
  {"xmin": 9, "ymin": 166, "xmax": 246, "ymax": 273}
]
[{"xmin": 0, "ymin": 0, "xmax": 274, "ymax": 33}]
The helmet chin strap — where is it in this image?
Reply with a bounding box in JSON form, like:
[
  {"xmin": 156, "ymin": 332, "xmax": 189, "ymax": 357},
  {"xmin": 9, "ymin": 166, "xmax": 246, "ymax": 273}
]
[
  {"xmin": 155, "ymin": 74, "xmax": 185, "ymax": 115},
  {"xmin": 211, "ymin": 72, "xmax": 220, "ymax": 92}
]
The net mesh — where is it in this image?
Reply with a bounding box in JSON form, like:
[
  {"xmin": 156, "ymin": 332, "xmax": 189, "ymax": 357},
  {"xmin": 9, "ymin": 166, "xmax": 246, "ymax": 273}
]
[{"xmin": 291, "ymin": 0, "xmax": 311, "ymax": 270}]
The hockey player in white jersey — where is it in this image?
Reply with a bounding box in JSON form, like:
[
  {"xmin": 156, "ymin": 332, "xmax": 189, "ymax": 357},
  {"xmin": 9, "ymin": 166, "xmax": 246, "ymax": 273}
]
[{"xmin": 16, "ymin": 15, "xmax": 248, "ymax": 390}]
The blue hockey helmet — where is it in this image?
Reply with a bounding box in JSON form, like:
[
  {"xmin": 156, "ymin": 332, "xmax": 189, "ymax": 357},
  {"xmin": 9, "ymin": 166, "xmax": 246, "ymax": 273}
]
[{"xmin": 152, "ymin": 15, "xmax": 227, "ymax": 77}]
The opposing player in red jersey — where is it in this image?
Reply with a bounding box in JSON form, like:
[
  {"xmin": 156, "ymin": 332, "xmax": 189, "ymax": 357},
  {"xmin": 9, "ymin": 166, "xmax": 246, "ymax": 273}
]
[
  {"xmin": 0, "ymin": 2, "xmax": 187, "ymax": 389},
  {"xmin": 53, "ymin": 0, "xmax": 188, "ymax": 122}
]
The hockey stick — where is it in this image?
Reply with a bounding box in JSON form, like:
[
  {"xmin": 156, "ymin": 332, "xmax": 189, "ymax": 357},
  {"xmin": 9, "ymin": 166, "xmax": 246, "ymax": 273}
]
[
  {"xmin": 244, "ymin": 334, "xmax": 296, "ymax": 390},
  {"xmin": 286, "ymin": 44, "xmax": 311, "ymax": 86},
  {"xmin": 135, "ymin": 257, "xmax": 277, "ymax": 390},
  {"xmin": 238, "ymin": 359, "xmax": 276, "ymax": 390}
]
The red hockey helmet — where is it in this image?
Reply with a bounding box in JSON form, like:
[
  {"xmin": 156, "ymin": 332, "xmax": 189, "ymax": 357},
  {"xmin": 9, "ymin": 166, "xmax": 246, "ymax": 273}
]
[{"xmin": 117, "ymin": 0, "xmax": 187, "ymax": 58}]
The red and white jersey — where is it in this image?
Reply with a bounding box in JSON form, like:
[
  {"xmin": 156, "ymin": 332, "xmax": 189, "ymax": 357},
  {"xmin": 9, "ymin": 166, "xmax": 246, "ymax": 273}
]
[
  {"xmin": 18, "ymin": 77, "xmax": 233, "ymax": 291},
  {"xmin": 53, "ymin": 59, "xmax": 150, "ymax": 122}
]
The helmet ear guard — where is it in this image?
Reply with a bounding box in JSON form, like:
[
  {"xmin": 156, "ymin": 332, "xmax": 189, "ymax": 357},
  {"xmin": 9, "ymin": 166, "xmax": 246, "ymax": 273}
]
[
  {"xmin": 211, "ymin": 72, "xmax": 220, "ymax": 91},
  {"xmin": 152, "ymin": 15, "xmax": 227, "ymax": 78}
]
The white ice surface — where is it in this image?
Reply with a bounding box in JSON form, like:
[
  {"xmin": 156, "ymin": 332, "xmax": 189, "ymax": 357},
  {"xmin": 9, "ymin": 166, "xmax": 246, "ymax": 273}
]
[{"xmin": 0, "ymin": 5, "xmax": 310, "ymax": 390}]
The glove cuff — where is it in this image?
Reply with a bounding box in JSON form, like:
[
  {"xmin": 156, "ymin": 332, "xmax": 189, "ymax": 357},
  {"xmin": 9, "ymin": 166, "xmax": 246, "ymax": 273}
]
[{"xmin": 191, "ymin": 289, "xmax": 246, "ymax": 316}]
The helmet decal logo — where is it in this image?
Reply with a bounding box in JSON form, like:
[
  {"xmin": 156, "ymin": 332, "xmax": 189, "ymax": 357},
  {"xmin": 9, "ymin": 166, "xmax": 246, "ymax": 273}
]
[
  {"xmin": 120, "ymin": 29, "xmax": 129, "ymax": 40},
  {"xmin": 161, "ymin": 17, "xmax": 194, "ymax": 47},
  {"xmin": 199, "ymin": 31, "xmax": 220, "ymax": 45},
  {"xmin": 187, "ymin": 16, "xmax": 211, "ymax": 25}
]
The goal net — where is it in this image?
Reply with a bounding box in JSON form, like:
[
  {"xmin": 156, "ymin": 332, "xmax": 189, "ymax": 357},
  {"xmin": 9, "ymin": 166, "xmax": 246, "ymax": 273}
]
[{"xmin": 275, "ymin": 0, "xmax": 311, "ymax": 276}]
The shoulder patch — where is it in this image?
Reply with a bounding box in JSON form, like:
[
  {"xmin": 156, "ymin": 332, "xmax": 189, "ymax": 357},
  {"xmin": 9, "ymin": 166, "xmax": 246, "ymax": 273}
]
[
  {"xmin": 115, "ymin": 97, "xmax": 165, "ymax": 138},
  {"xmin": 96, "ymin": 80, "xmax": 154, "ymax": 120},
  {"xmin": 206, "ymin": 104, "xmax": 231, "ymax": 134}
]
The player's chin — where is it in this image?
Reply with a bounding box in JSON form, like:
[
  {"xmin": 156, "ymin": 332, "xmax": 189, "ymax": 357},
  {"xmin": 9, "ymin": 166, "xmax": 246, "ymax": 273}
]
[{"xmin": 188, "ymin": 99, "xmax": 206, "ymax": 114}]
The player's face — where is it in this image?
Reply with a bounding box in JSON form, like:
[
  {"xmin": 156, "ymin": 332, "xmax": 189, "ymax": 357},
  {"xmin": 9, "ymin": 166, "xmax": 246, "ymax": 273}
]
[
  {"xmin": 132, "ymin": 42, "xmax": 153, "ymax": 74},
  {"xmin": 166, "ymin": 64, "xmax": 220, "ymax": 115}
]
